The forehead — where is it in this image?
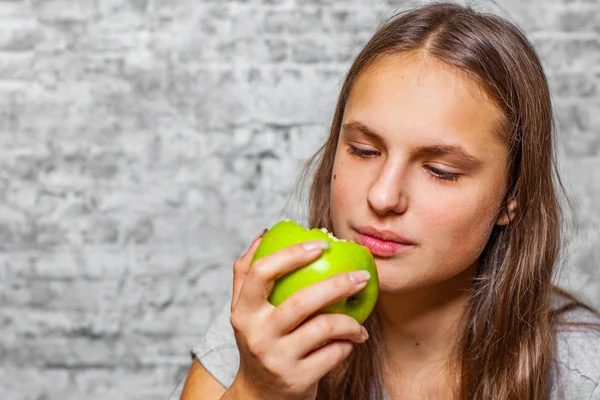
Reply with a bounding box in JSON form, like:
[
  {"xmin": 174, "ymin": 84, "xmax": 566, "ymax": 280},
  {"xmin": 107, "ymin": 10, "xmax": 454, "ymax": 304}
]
[{"xmin": 343, "ymin": 52, "xmax": 507, "ymax": 156}]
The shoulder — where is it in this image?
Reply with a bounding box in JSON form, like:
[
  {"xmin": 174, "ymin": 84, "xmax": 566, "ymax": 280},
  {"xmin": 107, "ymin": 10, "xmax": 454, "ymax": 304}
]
[
  {"xmin": 551, "ymin": 307, "xmax": 600, "ymax": 399},
  {"xmin": 191, "ymin": 302, "xmax": 239, "ymax": 389}
]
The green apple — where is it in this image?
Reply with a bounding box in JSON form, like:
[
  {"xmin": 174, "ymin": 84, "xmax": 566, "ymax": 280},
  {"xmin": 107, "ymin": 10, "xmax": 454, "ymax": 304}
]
[{"xmin": 250, "ymin": 219, "xmax": 379, "ymax": 323}]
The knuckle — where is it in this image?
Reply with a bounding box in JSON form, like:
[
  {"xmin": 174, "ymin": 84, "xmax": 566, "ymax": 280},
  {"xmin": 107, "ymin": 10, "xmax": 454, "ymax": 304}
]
[
  {"xmin": 282, "ymin": 377, "xmax": 306, "ymax": 396},
  {"xmin": 281, "ymin": 346, "xmax": 296, "ymax": 363},
  {"xmin": 333, "ymin": 274, "xmax": 351, "ymax": 292},
  {"xmin": 285, "ymin": 295, "xmax": 305, "ymax": 312},
  {"xmin": 315, "ymin": 316, "xmax": 335, "ymax": 337},
  {"xmin": 229, "ymin": 313, "xmax": 243, "ymax": 332},
  {"xmin": 247, "ymin": 337, "xmax": 266, "ymax": 359},
  {"xmin": 291, "ymin": 242, "xmax": 306, "ymax": 253},
  {"xmin": 249, "ymin": 262, "xmax": 269, "ymax": 281},
  {"xmin": 342, "ymin": 317, "xmax": 362, "ymax": 339},
  {"xmin": 233, "ymin": 258, "xmax": 248, "ymax": 274},
  {"xmin": 229, "ymin": 314, "xmax": 238, "ymax": 329},
  {"xmin": 262, "ymin": 351, "xmax": 283, "ymax": 376},
  {"xmin": 233, "ymin": 259, "xmax": 242, "ymax": 271},
  {"xmin": 343, "ymin": 318, "xmax": 361, "ymax": 335},
  {"xmin": 355, "ymin": 324, "xmax": 364, "ymax": 338},
  {"xmin": 334, "ymin": 342, "xmax": 352, "ymax": 361}
]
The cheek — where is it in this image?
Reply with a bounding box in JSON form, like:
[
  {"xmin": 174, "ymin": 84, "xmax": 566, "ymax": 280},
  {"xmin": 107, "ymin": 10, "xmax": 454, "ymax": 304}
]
[
  {"xmin": 330, "ymin": 163, "xmax": 353, "ymax": 213},
  {"xmin": 330, "ymin": 156, "xmax": 369, "ymax": 230},
  {"xmin": 425, "ymin": 192, "xmax": 499, "ymax": 266}
]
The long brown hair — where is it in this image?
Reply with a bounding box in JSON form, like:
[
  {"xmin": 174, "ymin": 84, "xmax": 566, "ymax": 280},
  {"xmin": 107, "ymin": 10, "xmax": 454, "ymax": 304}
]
[{"xmin": 288, "ymin": 2, "xmax": 600, "ymax": 399}]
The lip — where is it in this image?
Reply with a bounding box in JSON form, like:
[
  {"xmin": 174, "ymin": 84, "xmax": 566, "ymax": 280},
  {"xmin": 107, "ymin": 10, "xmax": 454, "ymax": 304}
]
[{"xmin": 355, "ymin": 226, "xmax": 416, "ymax": 257}]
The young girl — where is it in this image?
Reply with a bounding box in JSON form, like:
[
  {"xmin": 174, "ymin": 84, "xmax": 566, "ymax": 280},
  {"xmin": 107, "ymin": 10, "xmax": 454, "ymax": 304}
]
[{"xmin": 180, "ymin": 3, "xmax": 600, "ymax": 399}]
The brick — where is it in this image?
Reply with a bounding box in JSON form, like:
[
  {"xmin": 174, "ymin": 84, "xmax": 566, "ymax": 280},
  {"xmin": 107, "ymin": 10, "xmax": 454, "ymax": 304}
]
[
  {"xmin": 70, "ymin": 366, "xmax": 184, "ymax": 395},
  {"xmin": 290, "ymin": 34, "xmax": 366, "ymax": 63},
  {"xmin": 33, "ymin": 0, "xmax": 96, "ymax": 23},
  {"xmin": 289, "ymin": 124, "xmax": 329, "ymax": 160},
  {"xmin": 3, "ymin": 279, "xmax": 122, "ymax": 311},
  {"xmin": 262, "ymin": 7, "xmax": 324, "ymax": 35},
  {"xmin": 0, "ymin": 367, "xmax": 71, "ymax": 399},
  {"xmin": 225, "ymin": 67, "xmax": 342, "ymax": 126},
  {"xmin": 294, "ymin": 0, "xmax": 357, "ymax": 4},
  {"xmin": 0, "ymin": 203, "xmax": 30, "ymax": 249},
  {"xmin": 0, "ymin": 52, "xmax": 34, "ymax": 81},
  {"xmin": 1, "ymin": 307, "xmax": 99, "ymax": 338},
  {"xmin": 222, "ymin": 36, "xmax": 289, "ymax": 63},
  {"xmin": 555, "ymin": 101, "xmax": 600, "ymax": 157},
  {"xmin": 194, "ymin": 6, "xmax": 233, "ymax": 36},
  {"xmin": 498, "ymin": 3, "xmax": 558, "ymax": 33},
  {"xmin": 555, "ymin": 100, "xmax": 600, "ymax": 134},
  {"xmin": 3, "ymin": 250, "xmax": 80, "ymax": 279},
  {"xmin": 556, "ymin": 8, "xmax": 600, "ymax": 33},
  {"xmin": 322, "ymin": 6, "xmax": 384, "ymax": 34},
  {"xmin": 548, "ymin": 72, "xmax": 599, "ymax": 98},
  {"xmin": 74, "ymin": 29, "xmax": 148, "ymax": 52},
  {"xmin": 0, "ymin": 19, "xmax": 42, "ymax": 51},
  {"xmin": 127, "ymin": 305, "xmax": 213, "ymax": 337},
  {"xmin": 0, "ymin": 95, "xmax": 18, "ymax": 131},
  {"xmin": 562, "ymin": 133, "xmax": 600, "ymax": 158},
  {"xmin": 533, "ymin": 37, "xmax": 600, "ymax": 72},
  {"xmin": 0, "ymin": 1, "xmax": 34, "ymax": 20},
  {"xmin": 96, "ymin": 0, "xmax": 149, "ymax": 17},
  {"xmin": 2, "ymin": 335, "xmax": 116, "ymax": 368}
]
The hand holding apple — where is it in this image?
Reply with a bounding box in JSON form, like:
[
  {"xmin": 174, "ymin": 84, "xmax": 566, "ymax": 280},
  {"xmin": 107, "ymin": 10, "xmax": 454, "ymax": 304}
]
[
  {"xmin": 250, "ymin": 219, "xmax": 379, "ymax": 324},
  {"xmin": 227, "ymin": 223, "xmax": 372, "ymax": 400}
]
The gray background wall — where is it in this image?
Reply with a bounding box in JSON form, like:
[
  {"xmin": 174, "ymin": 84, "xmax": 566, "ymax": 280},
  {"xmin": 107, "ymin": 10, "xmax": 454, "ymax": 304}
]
[{"xmin": 1, "ymin": 0, "xmax": 599, "ymax": 399}]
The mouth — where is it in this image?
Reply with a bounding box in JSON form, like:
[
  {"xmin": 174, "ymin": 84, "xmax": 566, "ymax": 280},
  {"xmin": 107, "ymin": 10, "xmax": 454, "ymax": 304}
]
[{"xmin": 355, "ymin": 227, "xmax": 416, "ymax": 258}]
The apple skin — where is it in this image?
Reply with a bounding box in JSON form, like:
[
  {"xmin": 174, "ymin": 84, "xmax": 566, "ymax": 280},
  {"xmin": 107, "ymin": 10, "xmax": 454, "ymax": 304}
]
[{"xmin": 250, "ymin": 219, "xmax": 379, "ymax": 324}]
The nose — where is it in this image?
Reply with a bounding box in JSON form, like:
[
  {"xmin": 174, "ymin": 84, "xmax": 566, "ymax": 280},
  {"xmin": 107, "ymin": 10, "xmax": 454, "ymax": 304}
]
[{"xmin": 367, "ymin": 161, "xmax": 409, "ymax": 215}]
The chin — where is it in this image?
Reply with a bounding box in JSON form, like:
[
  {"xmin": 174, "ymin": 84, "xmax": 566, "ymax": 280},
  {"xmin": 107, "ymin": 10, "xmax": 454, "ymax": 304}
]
[
  {"xmin": 378, "ymin": 276, "xmax": 419, "ymax": 293},
  {"xmin": 372, "ymin": 260, "xmax": 414, "ymax": 292}
]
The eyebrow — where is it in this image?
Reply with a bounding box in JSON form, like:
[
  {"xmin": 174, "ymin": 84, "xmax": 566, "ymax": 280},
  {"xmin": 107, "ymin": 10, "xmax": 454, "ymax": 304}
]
[{"xmin": 340, "ymin": 121, "xmax": 482, "ymax": 166}]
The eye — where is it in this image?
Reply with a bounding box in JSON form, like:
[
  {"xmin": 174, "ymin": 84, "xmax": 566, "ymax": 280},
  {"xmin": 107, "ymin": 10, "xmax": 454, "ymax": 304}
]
[
  {"xmin": 426, "ymin": 165, "xmax": 460, "ymax": 182},
  {"xmin": 346, "ymin": 145, "xmax": 380, "ymax": 158}
]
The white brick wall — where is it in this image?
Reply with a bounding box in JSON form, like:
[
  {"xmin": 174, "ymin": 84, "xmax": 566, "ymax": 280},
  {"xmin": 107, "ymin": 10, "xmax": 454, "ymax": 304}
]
[{"xmin": 1, "ymin": 0, "xmax": 599, "ymax": 398}]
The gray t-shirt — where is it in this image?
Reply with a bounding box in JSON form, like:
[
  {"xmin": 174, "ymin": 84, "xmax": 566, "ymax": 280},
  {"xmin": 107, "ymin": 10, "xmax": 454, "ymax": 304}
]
[{"xmin": 192, "ymin": 301, "xmax": 600, "ymax": 399}]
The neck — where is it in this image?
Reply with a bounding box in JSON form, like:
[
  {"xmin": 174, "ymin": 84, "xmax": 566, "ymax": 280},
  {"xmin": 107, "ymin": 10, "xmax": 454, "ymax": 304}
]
[{"xmin": 376, "ymin": 264, "xmax": 475, "ymax": 380}]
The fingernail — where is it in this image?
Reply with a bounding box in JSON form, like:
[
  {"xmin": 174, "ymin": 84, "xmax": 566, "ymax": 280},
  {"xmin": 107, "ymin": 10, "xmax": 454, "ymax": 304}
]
[
  {"xmin": 349, "ymin": 270, "xmax": 371, "ymax": 284},
  {"xmin": 253, "ymin": 228, "xmax": 268, "ymax": 241},
  {"xmin": 302, "ymin": 240, "xmax": 330, "ymax": 252},
  {"xmin": 361, "ymin": 326, "xmax": 369, "ymax": 340}
]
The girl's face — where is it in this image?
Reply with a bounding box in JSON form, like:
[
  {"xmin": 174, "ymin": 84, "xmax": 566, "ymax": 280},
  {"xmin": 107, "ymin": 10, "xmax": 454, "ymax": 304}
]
[{"xmin": 330, "ymin": 52, "xmax": 513, "ymax": 294}]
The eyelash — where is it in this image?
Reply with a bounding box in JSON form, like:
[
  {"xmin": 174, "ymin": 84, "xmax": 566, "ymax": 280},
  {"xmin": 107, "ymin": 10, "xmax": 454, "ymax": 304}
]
[{"xmin": 345, "ymin": 145, "xmax": 461, "ymax": 182}]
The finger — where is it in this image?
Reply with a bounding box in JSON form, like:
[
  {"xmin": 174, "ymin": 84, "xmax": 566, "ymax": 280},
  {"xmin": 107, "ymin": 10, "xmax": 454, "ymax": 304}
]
[
  {"xmin": 272, "ymin": 270, "xmax": 371, "ymax": 334},
  {"xmin": 242, "ymin": 229, "xmax": 268, "ymax": 260},
  {"xmin": 238, "ymin": 241, "xmax": 329, "ymax": 311},
  {"xmin": 232, "ymin": 232, "xmax": 266, "ymax": 310},
  {"xmin": 300, "ymin": 339, "xmax": 356, "ymax": 383},
  {"xmin": 283, "ymin": 313, "xmax": 367, "ymax": 359}
]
